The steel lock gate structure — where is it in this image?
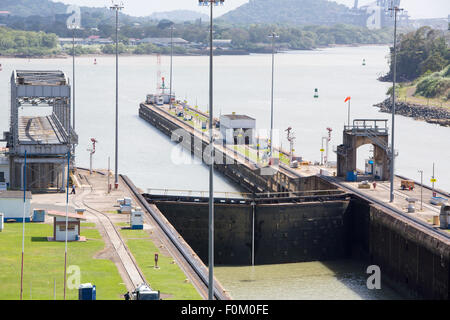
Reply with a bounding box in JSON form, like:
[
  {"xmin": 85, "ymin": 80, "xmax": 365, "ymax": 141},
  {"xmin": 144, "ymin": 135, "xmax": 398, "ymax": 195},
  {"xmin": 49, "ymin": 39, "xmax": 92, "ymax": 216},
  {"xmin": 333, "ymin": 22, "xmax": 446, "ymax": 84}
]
[{"xmin": 3, "ymin": 70, "xmax": 78, "ymax": 192}]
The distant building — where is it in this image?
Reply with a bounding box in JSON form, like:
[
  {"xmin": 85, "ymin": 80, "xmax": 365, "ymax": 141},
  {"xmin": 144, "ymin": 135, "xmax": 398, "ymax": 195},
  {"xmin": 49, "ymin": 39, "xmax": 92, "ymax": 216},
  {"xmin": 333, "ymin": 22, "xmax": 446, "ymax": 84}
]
[
  {"xmin": 48, "ymin": 211, "xmax": 86, "ymax": 242},
  {"xmin": 0, "ymin": 191, "xmax": 32, "ymax": 222},
  {"xmin": 136, "ymin": 37, "xmax": 189, "ymax": 47},
  {"xmin": 87, "ymin": 37, "xmax": 113, "ymax": 45},
  {"xmin": 220, "ymin": 114, "xmax": 256, "ymax": 145},
  {"xmin": 213, "ymin": 39, "xmax": 232, "ymax": 48},
  {"xmin": 59, "ymin": 38, "xmax": 85, "ymax": 46}
]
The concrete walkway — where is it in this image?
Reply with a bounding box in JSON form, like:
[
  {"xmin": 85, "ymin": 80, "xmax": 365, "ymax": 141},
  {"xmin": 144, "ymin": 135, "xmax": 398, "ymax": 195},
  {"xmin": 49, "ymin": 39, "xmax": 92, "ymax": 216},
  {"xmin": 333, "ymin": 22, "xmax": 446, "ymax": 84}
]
[{"xmin": 71, "ymin": 170, "xmax": 146, "ymax": 290}]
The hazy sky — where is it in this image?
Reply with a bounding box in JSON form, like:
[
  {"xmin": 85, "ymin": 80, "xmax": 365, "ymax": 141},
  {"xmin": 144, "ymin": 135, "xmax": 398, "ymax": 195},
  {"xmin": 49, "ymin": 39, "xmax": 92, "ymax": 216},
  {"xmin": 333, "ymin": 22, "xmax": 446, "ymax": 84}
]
[{"xmin": 56, "ymin": 0, "xmax": 450, "ymax": 19}]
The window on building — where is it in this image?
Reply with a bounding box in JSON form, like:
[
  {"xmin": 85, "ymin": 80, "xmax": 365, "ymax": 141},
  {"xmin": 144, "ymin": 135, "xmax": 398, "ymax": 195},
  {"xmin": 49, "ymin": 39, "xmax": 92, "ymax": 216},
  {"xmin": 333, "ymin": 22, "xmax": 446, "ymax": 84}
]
[
  {"xmin": 59, "ymin": 223, "xmax": 76, "ymax": 231},
  {"xmin": 0, "ymin": 172, "xmax": 5, "ymax": 183}
]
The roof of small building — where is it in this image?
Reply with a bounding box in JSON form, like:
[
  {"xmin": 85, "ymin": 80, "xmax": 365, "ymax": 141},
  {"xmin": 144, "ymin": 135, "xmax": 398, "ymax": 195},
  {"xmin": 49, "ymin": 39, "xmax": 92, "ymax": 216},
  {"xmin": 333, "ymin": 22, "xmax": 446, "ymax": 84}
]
[
  {"xmin": 221, "ymin": 114, "xmax": 255, "ymax": 121},
  {"xmin": 48, "ymin": 210, "xmax": 87, "ymax": 220},
  {"xmin": 0, "ymin": 190, "xmax": 32, "ymax": 200}
]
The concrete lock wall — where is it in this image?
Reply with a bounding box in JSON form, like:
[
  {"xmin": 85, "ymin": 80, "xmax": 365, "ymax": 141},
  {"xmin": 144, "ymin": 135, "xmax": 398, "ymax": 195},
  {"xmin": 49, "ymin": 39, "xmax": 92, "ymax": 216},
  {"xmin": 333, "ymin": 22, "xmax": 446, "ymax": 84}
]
[
  {"xmin": 369, "ymin": 206, "xmax": 450, "ymax": 300},
  {"xmin": 154, "ymin": 200, "xmax": 350, "ymax": 265}
]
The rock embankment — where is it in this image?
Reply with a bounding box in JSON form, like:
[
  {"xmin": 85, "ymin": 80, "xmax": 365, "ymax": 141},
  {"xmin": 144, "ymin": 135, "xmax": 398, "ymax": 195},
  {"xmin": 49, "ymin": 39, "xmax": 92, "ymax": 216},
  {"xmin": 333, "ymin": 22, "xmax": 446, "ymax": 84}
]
[{"xmin": 374, "ymin": 98, "xmax": 450, "ymax": 127}]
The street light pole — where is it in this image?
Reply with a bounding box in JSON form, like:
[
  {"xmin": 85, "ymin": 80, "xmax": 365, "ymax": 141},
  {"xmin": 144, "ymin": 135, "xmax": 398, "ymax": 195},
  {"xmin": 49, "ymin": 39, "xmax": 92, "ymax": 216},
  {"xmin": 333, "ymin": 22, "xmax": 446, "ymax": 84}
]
[
  {"xmin": 110, "ymin": 2, "xmax": 123, "ymax": 190},
  {"xmin": 389, "ymin": 5, "xmax": 403, "ymax": 203},
  {"xmin": 199, "ymin": 0, "xmax": 224, "ymax": 301},
  {"xmin": 169, "ymin": 25, "xmax": 175, "ymax": 110},
  {"xmin": 418, "ymin": 170, "xmax": 423, "ymax": 211},
  {"xmin": 269, "ymin": 32, "xmax": 279, "ymax": 157}
]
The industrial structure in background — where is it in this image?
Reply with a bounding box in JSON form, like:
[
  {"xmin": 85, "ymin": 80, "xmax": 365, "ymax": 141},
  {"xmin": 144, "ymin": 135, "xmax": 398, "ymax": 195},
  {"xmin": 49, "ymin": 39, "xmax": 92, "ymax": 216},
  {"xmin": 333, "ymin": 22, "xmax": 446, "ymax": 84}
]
[
  {"xmin": 1, "ymin": 70, "xmax": 77, "ymax": 192},
  {"xmin": 350, "ymin": 0, "xmax": 409, "ymax": 29}
]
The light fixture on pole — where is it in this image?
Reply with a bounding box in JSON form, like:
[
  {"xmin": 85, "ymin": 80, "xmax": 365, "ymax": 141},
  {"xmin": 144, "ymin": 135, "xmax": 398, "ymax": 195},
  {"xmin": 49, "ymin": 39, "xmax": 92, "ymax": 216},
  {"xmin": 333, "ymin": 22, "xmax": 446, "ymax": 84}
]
[
  {"xmin": 388, "ymin": 4, "xmax": 403, "ymax": 203},
  {"xmin": 198, "ymin": 0, "xmax": 224, "ymax": 301},
  {"xmin": 110, "ymin": 2, "xmax": 124, "ymax": 190},
  {"xmin": 269, "ymin": 32, "xmax": 279, "ymax": 158}
]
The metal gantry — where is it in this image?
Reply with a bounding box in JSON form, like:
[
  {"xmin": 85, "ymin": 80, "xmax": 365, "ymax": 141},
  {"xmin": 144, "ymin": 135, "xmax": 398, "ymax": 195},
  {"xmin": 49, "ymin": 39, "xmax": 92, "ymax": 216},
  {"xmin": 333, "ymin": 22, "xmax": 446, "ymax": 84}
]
[{"xmin": 5, "ymin": 70, "xmax": 77, "ymax": 192}]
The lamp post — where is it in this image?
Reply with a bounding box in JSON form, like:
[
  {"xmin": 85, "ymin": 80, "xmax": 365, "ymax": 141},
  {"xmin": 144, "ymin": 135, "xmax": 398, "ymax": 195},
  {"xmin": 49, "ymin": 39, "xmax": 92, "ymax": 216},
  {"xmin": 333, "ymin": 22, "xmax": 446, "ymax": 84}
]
[
  {"xmin": 388, "ymin": 4, "xmax": 403, "ymax": 203},
  {"xmin": 418, "ymin": 170, "xmax": 423, "ymax": 211},
  {"xmin": 110, "ymin": 2, "xmax": 124, "ymax": 190},
  {"xmin": 269, "ymin": 32, "xmax": 279, "ymax": 157},
  {"xmin": 198, "ymin": 0, "xmax": 224, "ymax": 301},
  {"xmin": 169, "ymin": 25, "xmax": 175, "ymax": 110}
]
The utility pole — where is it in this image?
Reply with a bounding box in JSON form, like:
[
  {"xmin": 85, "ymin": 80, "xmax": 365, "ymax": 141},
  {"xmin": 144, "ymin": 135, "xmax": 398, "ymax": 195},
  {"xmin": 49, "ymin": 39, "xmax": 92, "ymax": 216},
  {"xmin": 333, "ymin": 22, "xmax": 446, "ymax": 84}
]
[
  {"xmin": 20, "ymin": 151, "xmax": 27, "ymax": 300},
  {"xmin": 198, "ymin": 0, "xmax": 224, "ymax": 301},
  {"xmin": 63, "ymin": 151, "xmax": 70, "ymax": 300},
  {"xmin": 321, "ymin": 137, "xmax": 327, "ymax": 166},
  {"xmin": 431, "ymin": 163, "xmax": 436, "ymax": 197},
  {"xmin": 110, "ymin": 2, "xmax": 124, "ymax": 190},
  {"xmin": 418, "ymin": 170, "xmax": 423, "ymax": 211},
  {"xmin": 169, "ymin": 25, "xmax": 175, "ymax": 110},
  {"xmin": 388, "ymin": 4, "xmax": 403, "ymax": 203},
  {"xmin": 269, "ymin": 32, "xmax": 279, "ymax": 157}
]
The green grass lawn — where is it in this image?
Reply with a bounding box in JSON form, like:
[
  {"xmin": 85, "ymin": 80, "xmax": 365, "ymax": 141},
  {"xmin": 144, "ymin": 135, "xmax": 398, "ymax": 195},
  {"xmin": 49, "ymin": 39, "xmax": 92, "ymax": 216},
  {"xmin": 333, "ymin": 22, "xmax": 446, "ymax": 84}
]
[
  {"xmin": 0, "ymin": 223, "xmax": 126, "ymax": 300},
  {"xmin": 119, "ymin": 228, "xmax": 202, "ymax": 300}
]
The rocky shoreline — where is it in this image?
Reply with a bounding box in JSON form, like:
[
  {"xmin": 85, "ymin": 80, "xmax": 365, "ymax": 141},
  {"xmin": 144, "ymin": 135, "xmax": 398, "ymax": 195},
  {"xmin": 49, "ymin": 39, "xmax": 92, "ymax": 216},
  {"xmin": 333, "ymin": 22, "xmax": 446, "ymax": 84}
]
[{"xmin": 374, "ymin": 98, "xmax": 450, "ymax": 127}]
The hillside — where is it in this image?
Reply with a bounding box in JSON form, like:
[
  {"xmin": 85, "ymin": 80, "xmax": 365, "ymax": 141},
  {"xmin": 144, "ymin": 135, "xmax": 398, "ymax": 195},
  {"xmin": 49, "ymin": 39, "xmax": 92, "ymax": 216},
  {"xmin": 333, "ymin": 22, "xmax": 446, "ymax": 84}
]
[
  {"xmin": 219, "ymin": 0, "xmax": 357, "ymax": 26},
  {"xmin": 0, "ymin": 0, "xmax": 67, "ymax": 17}
]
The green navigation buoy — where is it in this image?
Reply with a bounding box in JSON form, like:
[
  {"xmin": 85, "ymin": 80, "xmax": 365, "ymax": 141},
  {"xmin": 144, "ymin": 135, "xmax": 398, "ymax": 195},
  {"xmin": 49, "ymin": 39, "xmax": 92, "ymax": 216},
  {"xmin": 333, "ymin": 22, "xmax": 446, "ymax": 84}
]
[{"xmin": 314, "ymin": 88, "xmax": 319, "ymax": 98}]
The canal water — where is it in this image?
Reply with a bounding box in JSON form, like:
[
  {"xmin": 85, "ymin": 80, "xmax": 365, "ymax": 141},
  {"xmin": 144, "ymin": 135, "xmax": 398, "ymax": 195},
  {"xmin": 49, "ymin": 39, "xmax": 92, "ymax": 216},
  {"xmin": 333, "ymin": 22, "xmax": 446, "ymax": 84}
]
[
  {"xmin": 215, "ymin": 260, "xmax": 403, "ymax": 300},
  {"xmin": 0, "ymin": 46, "xmax": 447, "ymax": 299}
]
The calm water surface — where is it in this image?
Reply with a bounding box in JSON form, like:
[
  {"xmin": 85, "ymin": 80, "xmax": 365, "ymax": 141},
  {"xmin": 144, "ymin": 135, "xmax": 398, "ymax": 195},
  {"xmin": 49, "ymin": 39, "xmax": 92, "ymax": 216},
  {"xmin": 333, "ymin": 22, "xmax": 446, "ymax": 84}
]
[{"xmin": 215, "ymin": 260, "xmax": 403, "ymax": 300}]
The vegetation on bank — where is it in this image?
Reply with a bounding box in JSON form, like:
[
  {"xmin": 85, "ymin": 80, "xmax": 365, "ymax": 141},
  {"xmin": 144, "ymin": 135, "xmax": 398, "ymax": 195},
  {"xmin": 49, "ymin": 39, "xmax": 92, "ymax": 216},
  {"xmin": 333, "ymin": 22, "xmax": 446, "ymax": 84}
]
[
  {"xmin": 383, "ymin": 26, "xmax": 449, "ymax": 82},
  {"xmin": 386, "ymin": 65, "xmax": 450, "ymax": 109},
  {"xmin": 415, "ymin": 66, "xmax": 450, "ymax": 99},
  {"xmin": 0, "ymin": 27, "xmax": 59, "ymax": 57}
]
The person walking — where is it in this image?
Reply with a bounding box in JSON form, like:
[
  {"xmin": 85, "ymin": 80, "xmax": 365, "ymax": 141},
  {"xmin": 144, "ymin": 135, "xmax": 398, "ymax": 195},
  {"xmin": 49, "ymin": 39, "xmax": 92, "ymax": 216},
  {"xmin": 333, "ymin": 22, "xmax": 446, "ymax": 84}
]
[{"xmin": 71, "ymin": 184, "xmax": 76, "ymax": 195}]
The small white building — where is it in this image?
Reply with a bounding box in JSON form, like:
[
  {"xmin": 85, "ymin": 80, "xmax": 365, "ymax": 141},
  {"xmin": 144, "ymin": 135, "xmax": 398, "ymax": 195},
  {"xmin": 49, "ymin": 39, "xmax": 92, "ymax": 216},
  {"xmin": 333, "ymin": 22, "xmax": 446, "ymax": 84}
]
[
  {"xmin": 48, "ymin": 211, "xmax": 86, "ymax": 241},
  {"xmin": 220, "ymin": 114, "xmax": 256, "ymax": 145},
  {"xmin": 0, "ymin": 190, "xmax": 32, "ymax": 222}
]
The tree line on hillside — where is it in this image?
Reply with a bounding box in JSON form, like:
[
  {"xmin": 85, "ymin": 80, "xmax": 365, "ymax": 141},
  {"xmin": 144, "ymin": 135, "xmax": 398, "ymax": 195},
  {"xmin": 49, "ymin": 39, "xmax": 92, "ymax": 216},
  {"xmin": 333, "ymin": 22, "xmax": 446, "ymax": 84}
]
[
  {"xmin": 0, "ymin": 21, "xmax": 394, "ymax": 57},
  {"xmin": 0, "ymin": 27, "xmax": 59, "ymax": 56},
  {"xmin": 383, "ymin": 27, "xmax": 450, "ymax": 82}
]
